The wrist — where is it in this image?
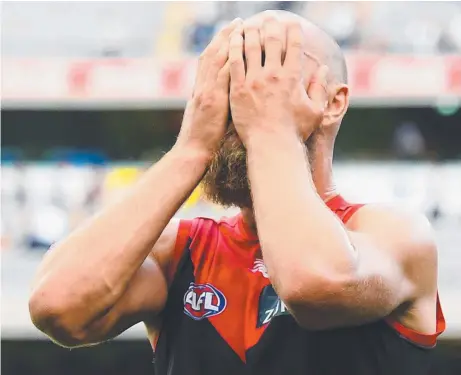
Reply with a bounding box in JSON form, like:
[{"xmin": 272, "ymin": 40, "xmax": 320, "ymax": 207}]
[
  {"xmin": 245, "ymin": 127, "xmax": 302, "ymax": 153},
  {"xmin": 169, "ymin": 143, "xmax": 213, "ymax": 168}
]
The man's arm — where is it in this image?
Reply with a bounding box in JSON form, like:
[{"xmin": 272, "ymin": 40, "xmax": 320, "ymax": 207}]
[
  {"xmin": 228, "ymin": 16, "xmax": 437, "ymax": 331},
  {"xmin": 36, "ymin": 219, "xmax": 180, "ymax": 348},
  {"xmin": 246, "ymin": 134, "xmax": 438, "ymax": 329},
  {"xmin": 29, "ymin": 148, "xmax": 208, "ymax": 347},
  {"xmin": 28, "ymin": 19, "xmax": 241, "ymax": 347}
]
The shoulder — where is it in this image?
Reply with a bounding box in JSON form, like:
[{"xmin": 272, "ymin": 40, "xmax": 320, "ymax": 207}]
[
  {"xmin": 153, "ymin": 216, "xmax": 231, "ymax": 258},
  {"xmin": 149, "ymin": 216, "xmax": 230, "ymax": 280},
  {"xmin": 148, "ymin": 219, "xmax": 182, "ymax": 275},
  {"xmin": 347, "ymin": 204, "xmax": 435, "ymax": 249},
  {"xmin": 347, "ymin": 204, "xmax": 437, "ymax": 293}
]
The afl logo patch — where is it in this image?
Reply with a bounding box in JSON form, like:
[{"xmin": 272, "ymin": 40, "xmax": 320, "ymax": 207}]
[{"xmin": 183, "ymin": 283, "xmax": 227, "ymax": 320}]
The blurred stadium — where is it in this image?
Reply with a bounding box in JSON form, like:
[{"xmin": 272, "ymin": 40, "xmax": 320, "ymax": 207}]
[{"xmin": 1, "ymin": 1, "xmax": 461, "ymax": 374}]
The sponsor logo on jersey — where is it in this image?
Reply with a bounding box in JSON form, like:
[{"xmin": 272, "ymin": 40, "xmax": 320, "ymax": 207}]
[
  {"xmin": 257, "ymin": 285, "xmax": 290, "ymax": 327},
  {"xmin": 250, "ymin": 259, "xmax": 269, "ymax": 278},
  {"xmin": 183, "ymin": 283, "xmax": 227, "ymax": 320}
]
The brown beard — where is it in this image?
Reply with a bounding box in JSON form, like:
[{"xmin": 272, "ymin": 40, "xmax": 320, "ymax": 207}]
[
  {"xmin": 202, "ymin": 126, "xmax": 252, "ymax": 208},
  {"xmin": 201, "ymin": 125, "xmax": 317, "ymax": 209}
]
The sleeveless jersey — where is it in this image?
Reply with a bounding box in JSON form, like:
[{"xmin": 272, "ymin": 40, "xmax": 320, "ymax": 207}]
[{"xmin": 153, "ymin": 195, "xmax": 445, "ymax": 375}]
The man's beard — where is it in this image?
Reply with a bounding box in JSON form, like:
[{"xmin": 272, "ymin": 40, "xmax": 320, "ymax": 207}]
[
  {"xmin": 201, "ymin": 124, "xmax": 317, "ymax": 209},
  {"xmin": 202, "ymin": 126, "xmax": 252, "ymax": 208}
]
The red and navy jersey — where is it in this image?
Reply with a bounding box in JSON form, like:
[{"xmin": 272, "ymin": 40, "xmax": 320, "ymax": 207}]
[{"xmin": 153, "ymin": 195, "xmax": 445, "ymax": 375}]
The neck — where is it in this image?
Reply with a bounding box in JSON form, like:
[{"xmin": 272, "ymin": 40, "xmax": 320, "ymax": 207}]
[
  {"xmin": 241, "ymin": 136, "xmax": 337, "ymax": 231},
  {"xmin": 310, "ymin": 134, "xmax": 337, "ymax": 201}
]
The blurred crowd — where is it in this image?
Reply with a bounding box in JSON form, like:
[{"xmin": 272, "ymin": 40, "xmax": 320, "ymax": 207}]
[
  {"xmin": 2, "ymin": 161, "xmax": 461, "ymax": 253},
  {"xmin": 184, "ymin": 2, "xmax": 461, "ymax": 54},
  {"xmin": 3, "ymin": 1, "xmax": 461, "ymax": 58},
  {"xmin": 0, "ymin": 162, "xmax": 232, "ymax": 252}
]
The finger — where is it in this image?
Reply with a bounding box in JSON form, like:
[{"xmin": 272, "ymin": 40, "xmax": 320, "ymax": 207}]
[
  {"xmin": 216, "ymin": 60, "xmax": 230, "ymax": 92},
  {"xmin": 263, "ymin": 17, "xmax": 284, "ymax": 69},
  {"xmin": 196, "ymin": 18, "xmax": 242, "ymax": 88},
  {"xmin": 307, "ymin": 65, "xmax": 329, "ymax": 107},
  {"xmin": 206, "ymin": 39, "xmax": 231, "ymax": 81},
  {"xmin": 229, "ymin": 31, "xmax": 245, "ymax": 84},
  {"xmin": 205, "ymin": 18, "xmax": 243, "ymax": 56},
  {"xmin": 243, "ymin": 22, "xmax": 262, "ymax": 77},
  {"xmin": 284, "ymin": 21, "xmax": 304, "ymax": 76}
]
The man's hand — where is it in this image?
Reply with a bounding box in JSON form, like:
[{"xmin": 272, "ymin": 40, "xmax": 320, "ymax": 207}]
[
  {"xmin": 228, "ymin": 17, "xmax": 328, "ymax": 146},
  {"xmin": 176, "ymin": 18, "xmax": 243, "ymax": 157}
]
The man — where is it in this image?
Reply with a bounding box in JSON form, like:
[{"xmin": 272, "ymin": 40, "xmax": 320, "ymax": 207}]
[{"xmin": 29, "ymin": 11, "xmax": 444, "ymax": 375}]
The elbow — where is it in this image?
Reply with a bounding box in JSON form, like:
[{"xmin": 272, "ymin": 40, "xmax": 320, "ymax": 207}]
[
  {"xmin": 276, "ymin": 270, "xmax": 352, "ymax": 330},
  {"xmin": 29, "ymin": 289, "xmax": 88, "ymax": 348},
  {"xmin": 276, "ymin": 266, "xmax": 350, "ymax": 305},
  {"xmin": 274, "ymin": 243, "xmax": 357, "ymax": 307}
]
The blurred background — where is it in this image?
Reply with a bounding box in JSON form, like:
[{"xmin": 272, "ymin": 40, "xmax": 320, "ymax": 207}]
[{"xmin": 1, "ymin": 1, "xmax": 461, "ymax": 374}]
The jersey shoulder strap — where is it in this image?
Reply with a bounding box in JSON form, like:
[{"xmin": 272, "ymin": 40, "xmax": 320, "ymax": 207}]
[
  {"xmin": 326, "ymin": 194, "xmax": 365, "ymax": 224},
  {"xmin": 166, "ymin": 219, "xmax": 195, "ymax": 285},
  {"xmin": 166, "ymin": 217, "xmax": 219, "ymax": 285}
]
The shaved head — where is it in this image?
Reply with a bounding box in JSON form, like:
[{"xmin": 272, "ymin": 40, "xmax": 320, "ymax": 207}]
[{"xmin": 247, "ymin": 10, "xmax": 348, "ymax": 84}]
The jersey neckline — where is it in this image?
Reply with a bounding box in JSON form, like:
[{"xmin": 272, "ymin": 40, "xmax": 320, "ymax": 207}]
[{"xmin": 235, "ymin": 194, "xmax": 346, "ymax": 242}]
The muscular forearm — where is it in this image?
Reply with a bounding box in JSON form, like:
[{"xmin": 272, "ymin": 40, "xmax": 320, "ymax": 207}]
[
  {"xmin": 246, "ymin": 131, "xmax": 357, "ymax": 298},
  {"xmin": 32, "ymin": 145, "xmax": 209, "ymax": 322}
]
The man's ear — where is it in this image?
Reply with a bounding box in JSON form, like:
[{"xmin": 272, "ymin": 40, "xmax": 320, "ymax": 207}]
[{"xmin": 322, "ymin": 84, "xmax": 349, "ymax": 129}]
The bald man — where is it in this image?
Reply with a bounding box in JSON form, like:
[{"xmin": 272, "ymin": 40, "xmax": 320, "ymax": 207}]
[{"xmin": 29, "ymin": 11, "xmax": 444, "ymax": 375}]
